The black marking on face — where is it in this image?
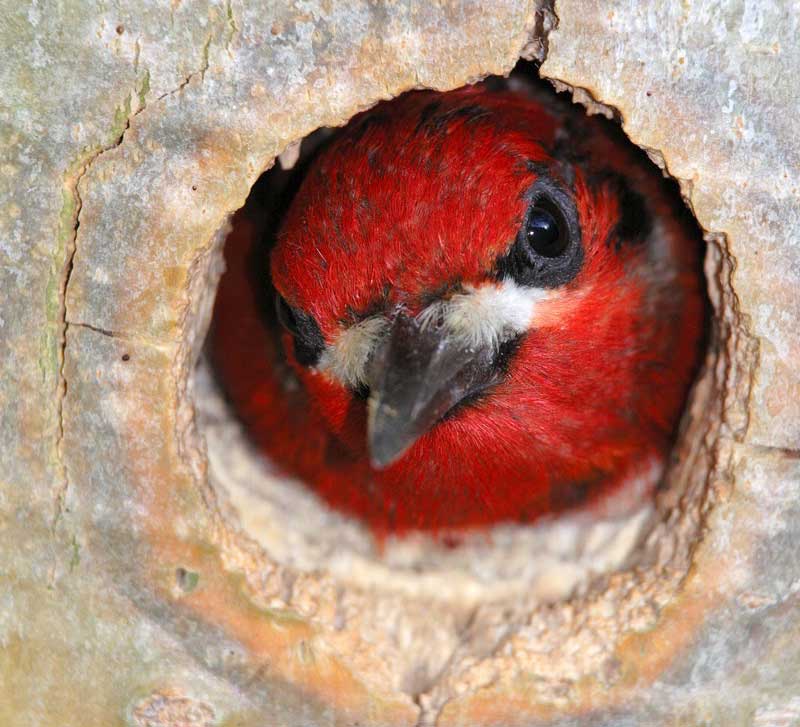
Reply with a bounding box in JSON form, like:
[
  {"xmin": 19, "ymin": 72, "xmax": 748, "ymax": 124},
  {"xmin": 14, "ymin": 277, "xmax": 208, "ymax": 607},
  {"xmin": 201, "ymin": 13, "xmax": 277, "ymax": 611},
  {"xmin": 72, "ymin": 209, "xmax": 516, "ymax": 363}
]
[
  {"xmin": 493, "ymin": 334, "xmax": 524, "ymax": 375},
  {"xmin": 495, "ymin": 176, "xmax": 583, "ymax": 289},
  {"xmin": 596, "ymin": 172, "xmax": 653, "ymax": 250},
  {"xmin": 438, "ymin": 334, "xmax": 524, "ymax": 422},
  {"xmin": 275, "ymin": 294, "xmax": 325, "ymax": 366}
]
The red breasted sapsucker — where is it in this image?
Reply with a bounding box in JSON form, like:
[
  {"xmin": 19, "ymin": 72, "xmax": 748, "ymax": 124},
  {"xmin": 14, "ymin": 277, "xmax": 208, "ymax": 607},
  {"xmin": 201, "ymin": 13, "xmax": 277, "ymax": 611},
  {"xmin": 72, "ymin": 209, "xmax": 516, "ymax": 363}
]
[{"xmin": 211, "ymin": 82, "xmax": 705, "ymax": 536}]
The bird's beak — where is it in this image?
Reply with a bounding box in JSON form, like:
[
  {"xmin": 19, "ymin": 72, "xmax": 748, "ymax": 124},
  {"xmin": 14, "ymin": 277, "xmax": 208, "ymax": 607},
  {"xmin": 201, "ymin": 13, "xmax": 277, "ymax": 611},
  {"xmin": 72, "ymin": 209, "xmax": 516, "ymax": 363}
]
[{"xmin": 366, "ymin": 312, "xmax": 498, "ymax": 470}]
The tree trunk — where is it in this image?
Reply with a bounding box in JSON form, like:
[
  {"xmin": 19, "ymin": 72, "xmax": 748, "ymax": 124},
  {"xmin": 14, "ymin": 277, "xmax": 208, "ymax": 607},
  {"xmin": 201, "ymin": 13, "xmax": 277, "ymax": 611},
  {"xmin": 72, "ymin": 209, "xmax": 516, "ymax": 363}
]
[{"xmin": 1, "ymin": 1, "xmax": 798, "ymax": 725}]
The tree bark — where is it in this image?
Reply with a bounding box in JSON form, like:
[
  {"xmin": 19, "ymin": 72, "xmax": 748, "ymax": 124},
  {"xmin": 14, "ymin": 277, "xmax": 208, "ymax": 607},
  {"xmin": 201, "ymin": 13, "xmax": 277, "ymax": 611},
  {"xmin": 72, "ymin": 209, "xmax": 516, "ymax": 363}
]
[{"xmin": 1, "ymin": 1, "xmax": 798, "ymax": 725}]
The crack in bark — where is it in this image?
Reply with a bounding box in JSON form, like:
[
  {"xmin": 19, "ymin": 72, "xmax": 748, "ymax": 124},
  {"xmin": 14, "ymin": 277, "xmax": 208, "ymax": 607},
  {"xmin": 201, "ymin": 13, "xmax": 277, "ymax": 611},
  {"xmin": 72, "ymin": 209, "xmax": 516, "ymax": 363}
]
[
  {"xmin": 53, "ymin": 161, "xmax": 90, "ymax": 530},
  {"xmin": 522, "ymin": 0, "xmax": 557, "ymax": 63},
  {"xmin": 224, "ymin": 0, "xmax": 239, "ymax": 52},
  {"xmin": 69, "ymin": 320, "xmax": 173, "ymax": 347},
  {"xmin": 409, "ymin": 607, "xmax": 481, "ymax": 727},
  {"xmin": 52, "ymin": 53, "xmax": 214, "ymax": 531},
  {"xmin": 411, "ymin": 606, "xmax": 523, "ymax": 727},
  {"xmin": 70, "ymin": 321, "xmax": 118, "ymax": 339}
]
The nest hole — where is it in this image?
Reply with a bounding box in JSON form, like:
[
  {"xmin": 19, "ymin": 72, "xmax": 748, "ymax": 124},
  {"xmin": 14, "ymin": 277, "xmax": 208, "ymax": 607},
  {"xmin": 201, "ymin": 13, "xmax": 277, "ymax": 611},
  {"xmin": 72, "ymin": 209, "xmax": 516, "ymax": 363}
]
[{"xmin": 185, "ymin": 60, "xmax": 738, "ymax": 700}]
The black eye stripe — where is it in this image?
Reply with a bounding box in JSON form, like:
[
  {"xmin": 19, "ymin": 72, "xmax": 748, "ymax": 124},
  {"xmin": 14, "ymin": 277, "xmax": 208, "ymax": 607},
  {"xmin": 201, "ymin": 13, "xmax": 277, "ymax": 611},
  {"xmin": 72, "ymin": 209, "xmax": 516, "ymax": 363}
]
[
  {"xmin": 275, "ymin": 293, "xmax": 299, "ymax": 334},
  {"xmin": 591, "ymin": 171, "xmax": 653, "ymax": 250},
  {"xmin": 275, "ymin": 294, "xmax": 325, "ymax": 367}
]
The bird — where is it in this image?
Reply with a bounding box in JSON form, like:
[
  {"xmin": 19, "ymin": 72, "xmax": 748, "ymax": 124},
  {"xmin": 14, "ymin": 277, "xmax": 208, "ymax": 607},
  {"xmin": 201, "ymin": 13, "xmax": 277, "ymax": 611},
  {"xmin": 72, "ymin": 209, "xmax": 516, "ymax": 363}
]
[{"xmin": 210, "ymin": 80, "xmax": 705, "ymax": 538}]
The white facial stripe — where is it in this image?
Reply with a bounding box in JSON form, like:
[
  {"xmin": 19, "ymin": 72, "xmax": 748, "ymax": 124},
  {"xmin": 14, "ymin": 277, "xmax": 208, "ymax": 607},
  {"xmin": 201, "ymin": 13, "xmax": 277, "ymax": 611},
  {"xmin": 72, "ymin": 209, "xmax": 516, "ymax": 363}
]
[
  {"xmin": 317, "ymin": 315, "xmax": 389, "ymax": 388},
  {"xmin": 318, "ymin": 279, "xmax": 552, "ymax": 388},
  {"xmin": 427, "ymin": 279, "xmax": 549, "ymax": 350}
]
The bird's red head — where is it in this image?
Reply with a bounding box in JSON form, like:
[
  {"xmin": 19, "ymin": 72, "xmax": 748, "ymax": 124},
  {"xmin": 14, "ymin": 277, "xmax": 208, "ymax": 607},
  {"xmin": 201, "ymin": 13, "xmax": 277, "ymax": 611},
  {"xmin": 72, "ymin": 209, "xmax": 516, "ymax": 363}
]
[{"xmin": 216, "ymin": 83, "xmax": 704, "ymax": 535}]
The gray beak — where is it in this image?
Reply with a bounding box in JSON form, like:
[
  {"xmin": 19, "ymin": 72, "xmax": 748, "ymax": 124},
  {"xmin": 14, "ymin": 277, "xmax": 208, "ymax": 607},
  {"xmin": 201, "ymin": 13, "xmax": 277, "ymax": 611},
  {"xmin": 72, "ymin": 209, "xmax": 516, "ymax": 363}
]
[{"xmin": 366, "ymin": 312, "xmax": 500, "ymax": 469}]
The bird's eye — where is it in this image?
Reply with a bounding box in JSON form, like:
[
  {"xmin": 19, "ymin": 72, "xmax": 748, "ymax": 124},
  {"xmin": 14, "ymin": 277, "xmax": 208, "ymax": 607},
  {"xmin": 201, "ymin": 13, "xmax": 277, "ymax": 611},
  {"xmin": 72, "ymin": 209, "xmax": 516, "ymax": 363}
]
[
  {"xmin": 275, "ymin": 293, "xmax": 299, "ymax": 335},
  {"xmin": 495, "ymin": 182, "xmax": 583, "ymax": 289},
  {"xmin": 525, "ymin": 203, "xmax": 568, "ymax": 257}
]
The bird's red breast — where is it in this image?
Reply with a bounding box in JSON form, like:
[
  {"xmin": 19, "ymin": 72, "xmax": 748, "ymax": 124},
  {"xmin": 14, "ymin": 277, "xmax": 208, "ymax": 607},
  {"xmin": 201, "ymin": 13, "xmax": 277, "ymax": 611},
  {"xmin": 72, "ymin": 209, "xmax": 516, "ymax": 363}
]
[{"xmin": 210, "ymin": 82, "xmax": 705, "ymax": 537}]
